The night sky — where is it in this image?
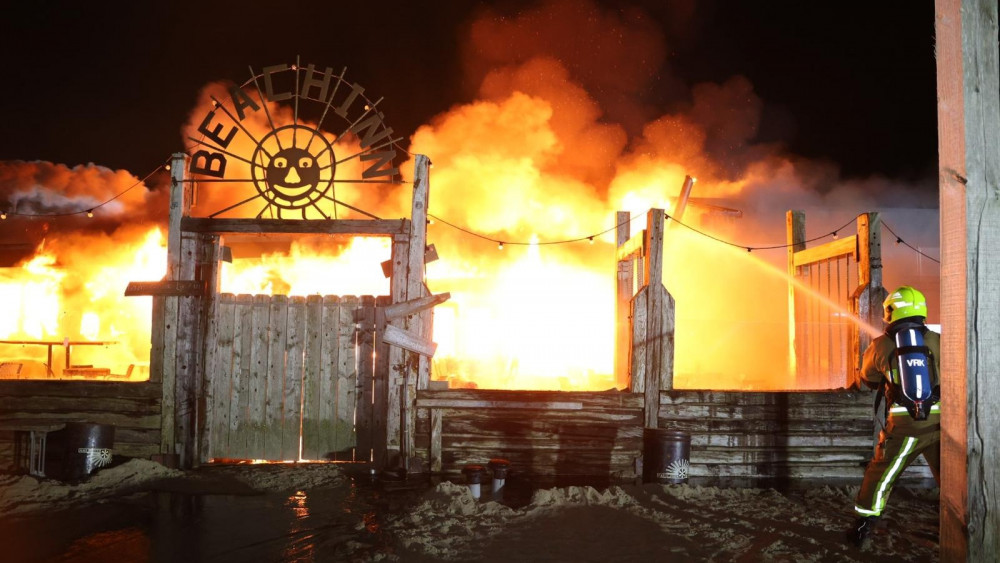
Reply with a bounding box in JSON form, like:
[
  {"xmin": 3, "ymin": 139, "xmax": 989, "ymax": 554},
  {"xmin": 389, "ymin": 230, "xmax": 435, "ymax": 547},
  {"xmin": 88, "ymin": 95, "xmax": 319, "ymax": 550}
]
[{"xmin": 0, "ymin": 1, "xmax": 938, "ymax": 188}]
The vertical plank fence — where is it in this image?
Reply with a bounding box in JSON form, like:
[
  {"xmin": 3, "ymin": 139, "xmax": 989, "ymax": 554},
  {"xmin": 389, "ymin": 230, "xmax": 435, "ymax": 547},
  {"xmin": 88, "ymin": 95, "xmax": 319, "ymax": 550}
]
[
  {"xmin": 203, "ymin": 293, "xmax": 364, "ymax": 461},
  {"xmin": 787, "ymin": 211, "xmax": 885, "ymax": 389}
]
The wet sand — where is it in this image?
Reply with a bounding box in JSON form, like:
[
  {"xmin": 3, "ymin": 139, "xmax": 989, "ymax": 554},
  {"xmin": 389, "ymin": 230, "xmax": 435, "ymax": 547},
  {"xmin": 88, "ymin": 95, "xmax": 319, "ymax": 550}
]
[{"xmin": 0, "ymin": 462, "xmax": 939, "ymax": 562}]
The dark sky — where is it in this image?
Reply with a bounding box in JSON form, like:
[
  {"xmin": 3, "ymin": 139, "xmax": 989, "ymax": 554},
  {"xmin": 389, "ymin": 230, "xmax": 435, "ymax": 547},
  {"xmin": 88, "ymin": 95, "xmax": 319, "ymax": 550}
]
[{"xmin": 0, "ymin": 1, "xmax": 938, "ymax": 185}]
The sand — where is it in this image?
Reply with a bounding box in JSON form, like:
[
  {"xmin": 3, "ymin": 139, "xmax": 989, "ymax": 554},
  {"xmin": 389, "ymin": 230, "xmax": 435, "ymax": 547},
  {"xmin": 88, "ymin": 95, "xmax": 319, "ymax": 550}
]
[{"xmin": 0, "ymin": 462, "xmax": 939, "ymax": 561}]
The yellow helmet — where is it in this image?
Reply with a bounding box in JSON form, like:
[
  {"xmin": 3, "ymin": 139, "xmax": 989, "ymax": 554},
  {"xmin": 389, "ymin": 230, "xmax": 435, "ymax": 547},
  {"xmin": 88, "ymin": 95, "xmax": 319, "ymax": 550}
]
[{"xmin": 883, "ymin": 286, "xmax": 927, "ymax": 323}]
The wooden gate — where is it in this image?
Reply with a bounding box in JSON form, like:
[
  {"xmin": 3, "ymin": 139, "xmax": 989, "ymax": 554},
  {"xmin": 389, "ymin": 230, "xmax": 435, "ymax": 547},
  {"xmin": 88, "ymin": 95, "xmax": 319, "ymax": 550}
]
[
  {"xmin": 204, "ymin": 294, "xmax": 374, "ymax": 462},
  {"xmin": 786, "ymin": 211, "xmax": 886, "ymax": 388}
]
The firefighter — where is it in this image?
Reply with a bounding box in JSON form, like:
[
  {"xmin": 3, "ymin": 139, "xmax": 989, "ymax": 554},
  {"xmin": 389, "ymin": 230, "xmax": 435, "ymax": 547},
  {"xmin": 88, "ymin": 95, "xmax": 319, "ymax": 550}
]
[{"xmin": 847, "ymin": 285, "xmax": 941, "ymax": 547}]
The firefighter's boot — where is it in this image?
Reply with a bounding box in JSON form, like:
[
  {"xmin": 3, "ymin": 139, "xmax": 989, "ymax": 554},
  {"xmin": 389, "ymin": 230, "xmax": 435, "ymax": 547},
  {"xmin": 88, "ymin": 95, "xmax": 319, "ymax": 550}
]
[{"xmin": 846, "ymin": 515, "xmax": 879, "ymax": 547}]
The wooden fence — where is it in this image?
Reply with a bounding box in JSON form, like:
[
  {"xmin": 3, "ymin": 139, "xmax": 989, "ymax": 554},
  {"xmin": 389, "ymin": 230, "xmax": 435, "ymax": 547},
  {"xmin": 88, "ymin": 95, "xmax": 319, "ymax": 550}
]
[
  {"xmin": 413, "ymin": 387, "xmax": 931, "ymax": 483},
  {"xmin": 203, "ymin": 293, "xmax": 364, "ymax": 462},
  {"xmin": 787, "ymin": 211, "xmax": 886, "ymax": 389},
  {"xmin": 414, "ymin": 389, "xmax": 644, "ymax": 480},
  {"xmin": 0, "ymin": 380, "xmax": 161, "ymax": 470}
]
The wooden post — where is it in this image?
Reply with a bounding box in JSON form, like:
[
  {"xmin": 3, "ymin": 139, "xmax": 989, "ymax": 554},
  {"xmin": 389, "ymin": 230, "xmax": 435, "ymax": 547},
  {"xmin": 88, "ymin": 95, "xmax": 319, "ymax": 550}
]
[
  {"xmin": 385, "ymin": 155, "xmax": 431, "ymax": 470},
  {"xmin": 672, "ymin": 175, "xmax": 696, "ymax": 223},
  {"xmin": 786, "ymin": 211, "xmax": 805, "ymax": 387},
  {"xmin": 159, "ymin": 153, "xmax": 190, "ymax": 458},
  {"xmin": 406, "ymin": 155, "xmax": 431, "ymax": 469},
  {"xmin": 615, "ymin": 211, "xmax": 632, "ymax": 389},
  {"xmin": 935, "ymin": 0, "xmax": 1000, "ymax": 559},
  {"xmin": 643, "ymin": 209, "xmax": 666, "ymax": 427},
  {"xmin": 853, "ymin": 213, "xmax": 887, "ymax": 386}
]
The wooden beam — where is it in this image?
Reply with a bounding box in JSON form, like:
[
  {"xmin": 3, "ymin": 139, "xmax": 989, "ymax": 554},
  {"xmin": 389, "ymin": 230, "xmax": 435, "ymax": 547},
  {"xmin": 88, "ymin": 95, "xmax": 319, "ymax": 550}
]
[
  {"xmin": 416, "ymin": 399, "xmax": 583, "ymax": 410},
  {"xmin": 124, "ymin": 280, "xmax": 206, "ymax": 297},
  {"xmin": 181, "ymin": 217, "xmax": 410, "ymax": 236},
  {"xmin": 382, "ymin": 293, "xmax": 451, "ymax": 321},
  {"xmin": 671, "ymin": 175, "xmax": 696, "ymax": 223},
  {"xmin": 786, "ymin": 210, "xmax": 805, "ymax": 385},
  {"xmin": 616, "ymin": 229, "xmax": 646, "ymax": 261},
  {"xmin": 382, "ymin": 324, "xmax": 437, "ymax": 358},
  {"xmin": 935, "ymin": 0, "xmax": 1000, "ymax": 559},
  {"xmin": 791, "ymin": 235, "xmax": 856, "ymax": 267}
]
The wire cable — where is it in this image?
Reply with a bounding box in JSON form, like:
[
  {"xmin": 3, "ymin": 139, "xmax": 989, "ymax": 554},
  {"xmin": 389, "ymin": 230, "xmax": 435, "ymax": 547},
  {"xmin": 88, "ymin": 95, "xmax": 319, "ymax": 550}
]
[{"xmin": 883, "ymin": 221, "xmax": 940, "ymax": 263}]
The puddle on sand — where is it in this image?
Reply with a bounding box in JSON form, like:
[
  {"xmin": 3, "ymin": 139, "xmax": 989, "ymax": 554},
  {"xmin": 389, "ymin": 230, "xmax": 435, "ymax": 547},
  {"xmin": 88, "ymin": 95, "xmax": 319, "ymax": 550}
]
[{"xmin": 1, "ymin": 477, "xmax": 423, "ymax": 562}]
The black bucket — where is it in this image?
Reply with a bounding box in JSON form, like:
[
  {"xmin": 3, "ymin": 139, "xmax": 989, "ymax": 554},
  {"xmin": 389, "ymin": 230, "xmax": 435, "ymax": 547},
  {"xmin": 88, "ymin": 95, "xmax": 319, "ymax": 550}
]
[
  {"xmin": 643, "ymin": 428, "xmax": 691, "ymax": 484},
  {"xmin": 58, "ymin": 422, "xmax": 115, "ymax": 482}
]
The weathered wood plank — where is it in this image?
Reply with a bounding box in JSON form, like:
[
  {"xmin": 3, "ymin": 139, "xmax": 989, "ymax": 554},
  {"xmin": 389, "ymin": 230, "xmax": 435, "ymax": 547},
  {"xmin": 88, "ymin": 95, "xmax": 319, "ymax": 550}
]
[
  {"xmin": 355, "ymin": 296, "xmax": 376, "ymax": 465},
  {"xmin": 382, "ymin": 293, "xmax": 450, "ymax": 321},
  {"xmin": 160, "ymin": 294, "xmax": 178, "ymax": 454},
  {"xmin": 792, "ymin": 234, "xmax": 857, "ymax": 267},
  {"xmin": 0, "ymin": 395, "xmax": 160, "ymax": 414},
  {"xmin": 936, "ymin": 1, "xmax": 1000, "ymax": 558},
  {"xmin": 246, "ymin": 294, "xmax": 270, "ymax": 459},
  {"xmin": 0, "ymin": 381, "xmax": 162, "ymax": 399},
  {"xmin": 382, "ymin": 324, "xmax": 437, "ymax": 357},
  {"xmin": 336, "ymin": 296, "xmax": 359, "ymax": 458},
  {"xmin": 317, "ymin": 296, "xmax": 340, "ymax": 459},
  {"xmin": 615, "ymin": 210, "xmax": 633, "ymax": 390},
  {"xmin": 416, "ymin": 399, "xmax": 583, "ymax": 410},
  {"xmin": 429, "ymin": 408, "xmax": 442, "ymax": 473},
  {"xmin": 228, "ymin": 295, "xmax": 253, "ymax": 459},
  {"xmin": 373, "ymin": 296, "xmax": 391, "ymax": 469},
  {"xmin": 629, "ymin": 288, "xmax": 648, "ymax": 393},
  {"xmin": 658, "ymin": 390, "xmax": 872, "ymax": 406},
  {"xmin": 210, "ymin": 296, "xmax": 235, "ymax": 459},
  {"xmin": 786, "ymin": 210, "xmax": 806, "ymax": 383},
  {"xmin": 416, "ymin": 389, "xmax": 644, "ymax": 409},
  {"xmin": 282, "ymin": 296, "xmax": 306, "ymax": 461},
  {"xmin": 301, "ymin": 295, "xmax": 324, "ymax": 461},
  {"xmin": 616, "ymin": 229, "xmax": 645, "ymax": 261},
  {"xmin": 181, "ymin": 217, "xmax": 410, "ymax": 236},
  {"xmin": 264, "ymin": 295, "xmax": 288, "ymax": 460}
]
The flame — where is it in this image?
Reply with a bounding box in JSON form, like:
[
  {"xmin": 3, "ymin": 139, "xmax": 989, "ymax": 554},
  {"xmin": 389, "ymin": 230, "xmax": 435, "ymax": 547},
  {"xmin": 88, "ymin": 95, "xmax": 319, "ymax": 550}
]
[
  {"xmin": 2, "ymin": 3, "xmax": 938, "ymax": 390},
  {"xmin": 0, "ymin": 227, "xmax": 166, "ymax": 380}
]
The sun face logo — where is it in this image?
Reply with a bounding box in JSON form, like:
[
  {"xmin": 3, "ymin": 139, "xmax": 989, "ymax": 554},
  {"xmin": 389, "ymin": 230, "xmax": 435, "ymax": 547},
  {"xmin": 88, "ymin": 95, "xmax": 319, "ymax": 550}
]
[
  {"xmin": 250, "ymin": 124, "xmax": 336, "ymax": 212},
  {"xmin": 187, "ymin": 60, "xmax": 403, "ymax": 219}
]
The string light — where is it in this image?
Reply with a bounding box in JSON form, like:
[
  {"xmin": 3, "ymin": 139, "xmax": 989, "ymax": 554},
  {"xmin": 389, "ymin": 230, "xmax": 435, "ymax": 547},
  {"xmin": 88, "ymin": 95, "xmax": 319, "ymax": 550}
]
[
  {"xmin": 588, "ymin": 236, "xmax": 594, "ymax": 244},
  {"xmin": 1, "ymin": 212, "xmax": 6, "ymax": 220},
  {"xmin": 832, "ymin": 231, "xmax": 839, "ymax": 239},
  {"xmin": 86, "ymin": 209, "xmax": 94, "ymax": 218},
  {"xmin": 498, "ymin": 242, "xmax": 504, "ymax": 250}
]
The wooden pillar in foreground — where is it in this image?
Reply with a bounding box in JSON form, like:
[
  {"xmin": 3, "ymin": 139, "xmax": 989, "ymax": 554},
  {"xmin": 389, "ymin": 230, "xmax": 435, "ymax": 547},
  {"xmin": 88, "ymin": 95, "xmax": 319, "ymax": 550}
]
[{"xmin": 935, "ymin": 0, "xmax": 1000, "ymax": 559}]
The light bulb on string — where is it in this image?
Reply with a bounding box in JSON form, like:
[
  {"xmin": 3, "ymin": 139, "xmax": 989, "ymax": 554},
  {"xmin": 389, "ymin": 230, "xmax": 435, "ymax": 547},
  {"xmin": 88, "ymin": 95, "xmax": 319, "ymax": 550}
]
[
  {"xmin": 588, "ymin": 236, "xmax": 594, "ymax": 244},
  {"xmin": 87, "ymin": 209, "xmax": 94, "ymax": 218},
  {"xmin": 1, "ymin": 212, "xmax": 6, "ymax": 220},
  {"xmin": 498, "ymin": 242, "xmax": 504, "ymax": 250},
  {"xmin": 832, "ymin": 231, "xmax": 839, "ymax": 240},
  {"xmin": 896, "ymin": 238, "xmax": 902, "ymax": 245}
]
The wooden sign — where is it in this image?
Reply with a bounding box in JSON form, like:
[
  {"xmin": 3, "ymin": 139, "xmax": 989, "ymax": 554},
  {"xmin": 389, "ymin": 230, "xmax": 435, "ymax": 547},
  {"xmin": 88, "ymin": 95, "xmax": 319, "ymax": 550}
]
[{"xmin": 187, "ymin": 59, "xmax": 405, "ymax": 219}]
